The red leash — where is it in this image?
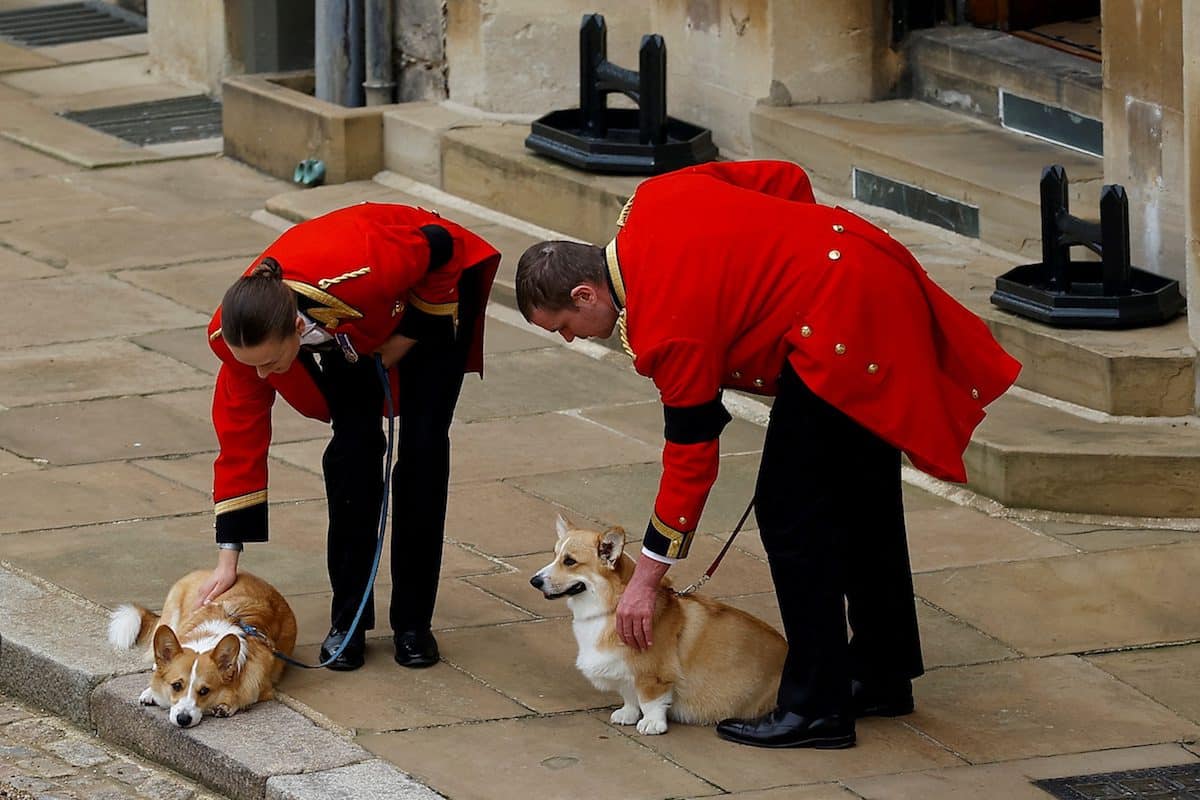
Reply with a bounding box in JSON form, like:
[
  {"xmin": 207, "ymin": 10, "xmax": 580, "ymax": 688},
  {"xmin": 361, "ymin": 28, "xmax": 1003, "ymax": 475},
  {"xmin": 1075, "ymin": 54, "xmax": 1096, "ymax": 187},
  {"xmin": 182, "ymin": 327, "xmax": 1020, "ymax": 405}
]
[{"xmin": 674, "ymin": 496, "xmax": 755, "ymax": 596}]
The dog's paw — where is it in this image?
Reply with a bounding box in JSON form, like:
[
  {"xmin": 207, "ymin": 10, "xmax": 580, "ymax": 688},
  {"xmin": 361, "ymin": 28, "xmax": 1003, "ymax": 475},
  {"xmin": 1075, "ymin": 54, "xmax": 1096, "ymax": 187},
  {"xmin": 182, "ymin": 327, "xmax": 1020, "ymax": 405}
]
[
  {"xmin": 138, "ymin": 688, "xmax": 158, "ymax": 707},
  {"xmin": 211, "ymin": 704, "xmax": 235, "ymax": 718},
  {"xmin": 610, "ymin": 706, "xmax": 640, "ymax": 725},
  {"xmin": 636, "ymin": 717, "xmax": 668, "ymax": 735}
]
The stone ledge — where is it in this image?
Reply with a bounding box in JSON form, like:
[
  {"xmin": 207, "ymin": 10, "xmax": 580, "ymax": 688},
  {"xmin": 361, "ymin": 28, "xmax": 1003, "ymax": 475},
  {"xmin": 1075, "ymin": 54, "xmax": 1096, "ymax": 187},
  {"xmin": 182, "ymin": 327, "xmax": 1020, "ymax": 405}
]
[
  {"xmin": 91, "ymin": 673, "xmax": 374, "ymax": 800},
  {"xmin": 0, "ymin": 564, "xmax": 144, "ymax": 726},
  {"xmin": 222, "ymin": 71, "xmax": 407, "ymax": 185},
  {"xmin": 968, "ymin": 393, "xmax": 1200, "ymax": 516}
]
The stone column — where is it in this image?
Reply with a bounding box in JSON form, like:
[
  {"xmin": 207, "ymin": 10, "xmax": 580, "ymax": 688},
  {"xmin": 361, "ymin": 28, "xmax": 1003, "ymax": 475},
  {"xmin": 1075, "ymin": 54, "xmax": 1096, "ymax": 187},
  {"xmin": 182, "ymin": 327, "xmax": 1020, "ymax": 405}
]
[
  {"xmin": 1102, "ymin": 0, "xmax": 1185, "ymax": 285},
  {"xmin": 146, "ymin": 0, "xmax": 229, "ymax": 94},
  {"xmin": 1185, "ymin": 0, "xmax": 1200, "ymax": 344}
]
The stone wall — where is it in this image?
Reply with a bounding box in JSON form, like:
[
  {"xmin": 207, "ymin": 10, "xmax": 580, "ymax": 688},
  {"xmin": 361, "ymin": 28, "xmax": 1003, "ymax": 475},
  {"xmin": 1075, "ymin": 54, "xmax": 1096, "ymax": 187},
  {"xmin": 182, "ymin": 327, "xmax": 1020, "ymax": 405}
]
[
  {"xmin": 397, "ymin": 0, "xmax": 447, "ymax": 101},
  {"xmin": 1103, "ymin": 0, "xmax": 1186, "ymax": 283},
  {"xmin": 444, "ymin": 0, "xmax": 893, "ymax": 157}
]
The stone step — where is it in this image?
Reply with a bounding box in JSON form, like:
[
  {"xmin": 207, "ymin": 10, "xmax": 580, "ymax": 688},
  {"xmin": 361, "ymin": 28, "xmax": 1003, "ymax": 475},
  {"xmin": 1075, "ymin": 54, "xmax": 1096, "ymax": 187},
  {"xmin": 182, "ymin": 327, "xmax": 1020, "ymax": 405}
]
[
  {"xmin": 966, "ymin": 392, "xmax": 1200, "ymax": 518},
  {"xmin": 749, "ymin": 98, "xmax": 1103, "ymax": 259},
  {"xmin": 908, "ymin": 27, "xmax": 1102, "ymax": 135}
]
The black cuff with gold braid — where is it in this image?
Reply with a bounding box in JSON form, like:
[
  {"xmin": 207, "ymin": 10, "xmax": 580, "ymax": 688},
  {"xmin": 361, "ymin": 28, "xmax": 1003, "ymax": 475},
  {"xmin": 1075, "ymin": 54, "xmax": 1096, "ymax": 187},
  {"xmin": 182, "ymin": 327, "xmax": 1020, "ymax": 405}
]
[
  {"xmin": 642, "ymin": 514, "xmax": 696, "ymax": 560},
  {"xmin": 214, "ymin": 492, "xmax": 268, "ymax": 544},
  {"xmin": 663, "ymin": 393, "xmax": 732, "ymax": 444}
]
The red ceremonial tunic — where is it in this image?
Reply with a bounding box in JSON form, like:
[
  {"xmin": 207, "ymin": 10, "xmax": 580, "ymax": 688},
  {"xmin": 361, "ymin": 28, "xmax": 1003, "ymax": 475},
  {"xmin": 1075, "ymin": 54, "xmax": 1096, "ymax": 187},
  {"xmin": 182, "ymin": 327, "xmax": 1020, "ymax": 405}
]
[
  {"xmin": 208, "ymin": 203, "xmax": 500, "ymax": 543},
  {"xmin": 608, "ymin": 161, "xmax": 1021, "ymax": 560}
]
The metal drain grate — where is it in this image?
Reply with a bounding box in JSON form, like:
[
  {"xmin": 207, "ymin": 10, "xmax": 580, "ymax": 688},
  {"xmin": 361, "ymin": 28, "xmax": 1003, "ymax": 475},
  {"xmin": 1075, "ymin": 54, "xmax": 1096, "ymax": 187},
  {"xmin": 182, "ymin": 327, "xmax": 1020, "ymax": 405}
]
[
  {"xmin": 1036, "ymin": 762, "xmax": 1200, "ymax": 799},
  {"xmin": 0, "ymin": 1, "xmax": 146, "ymax": 47},
  {"xmin": 60, "ymin": 95, "xmax": 222, "ymax": 146}
]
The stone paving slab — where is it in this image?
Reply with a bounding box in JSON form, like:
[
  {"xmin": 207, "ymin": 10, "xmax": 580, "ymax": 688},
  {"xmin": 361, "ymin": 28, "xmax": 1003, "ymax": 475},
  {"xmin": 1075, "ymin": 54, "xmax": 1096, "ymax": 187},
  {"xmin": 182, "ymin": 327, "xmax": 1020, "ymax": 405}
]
[
  {"xmin": 130, "ymin": 328, "xmax": 220, "ymax": 375},
  {"xmin": 0, "ymin": 209, "xmax": 273, "ymax": 272},
  {"xmin": 908, "ymin": 655, "xmax": 1200, "ymax": 762},
  {"xmin": 93, "ymin": 673, "xmax": 373, "ymax": 800},
  {"xmin": 70, "ymin": 157, "xmax": 290, "ymax": 219},
  {"xmin": 464, "ymin": 553, "xmax": 571, "ymax": 620},
  {"xmin": 31, "ymin": 34, "xmax": 147, "ymax": 65},
  {"xmin": 844, "ymin": 743, "xmax": 1199, "ymax": 799},
  {"xmin": 266, "ymin": 758, "xmax": 442, "ymax": 800},
  {"xmin": 914, "ymin": 542, "xmax": 1200, "ymax": 656},
  {"xmin": 691, "ymin": 787, "xmax": 859, "ymax": 800},
  {"xmin": 116, "ymin": 256, "xmax": 254, "ymax": 313},
  {"xmin": 0, "ymin": 57, "xmax": 157, "ymax": 97},
  {"xmin": 615, "ymin": 712, "xmax": 962, "ymax": 793},
  {"xmin": 135, "ymin": 453, "xmax": 324, "ymax": 508},
  {"xmin": 454, "ymin": 347, "xmax": 657, "ymax": 422},
  {"xmin": 0, "ymin": 462, "xmax": 209, "ymax": 534},
  {"xmin": 0, "ymin": 137, "xmax": 71, "ymax": 179},
  {"xmin": 438, "ymin": 618, "xmax": 615, "ymax": 714},
  {"xmin": 358, "ymin": 713, "xmax": 719, "ymax": 800},
  {"xmin": 0, "ymin": 396, "xmax": 216, "ymax": 465},
  {"xmin": 0, "ymin": 40, "xmax": 54, "ymax": 72},
  {"xmin": 279, "ymin": 642, "xmax": 531, "ymax": 731},
  {"xmin": 0, "ymin": 98, "xmax": 163, "ymax": 168},
  {"xmin": 1089, "ymin": 644, "xmax": 1200, "ymax": 725},
  {"xmin": 0, "ymin": 175, "xmax": 126, "ymax": 225},
  {"xmin": 905, "ymin": 506, "xmax": 1076, "ymax": 573},
  {"xmin": 445, "ymin": 481, "xmax": 608, "ymax": 557},
  {"xmin": 0, "ymin": 245, "xmax": 57, "ymax": 277},
  {"xmin": 0, "ymin": 566, "xmax": 143, "ymax": 725},
  {"xmin": 1, "ymin": 272, "xmax": 207, "ymax": 348},
  {"xmin": 0, "ymin": 448, "xmax": 39, "ymax": 474}
]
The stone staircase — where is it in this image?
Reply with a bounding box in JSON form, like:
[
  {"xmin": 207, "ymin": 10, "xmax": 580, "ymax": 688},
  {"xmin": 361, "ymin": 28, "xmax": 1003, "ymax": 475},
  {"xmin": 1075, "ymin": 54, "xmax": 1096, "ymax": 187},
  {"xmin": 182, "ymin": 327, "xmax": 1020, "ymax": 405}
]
[{"xmin": 354, "ymin": 38, "xmax": 1199, "ymax": 518}]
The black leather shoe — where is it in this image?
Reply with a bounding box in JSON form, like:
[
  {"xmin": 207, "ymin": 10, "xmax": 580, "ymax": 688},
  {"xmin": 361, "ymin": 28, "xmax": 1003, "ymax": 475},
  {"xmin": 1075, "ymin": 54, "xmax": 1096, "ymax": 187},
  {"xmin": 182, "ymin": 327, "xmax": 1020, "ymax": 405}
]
[
  {"xmin": 320, "ymin": 627, "xmax": 366, "ymax": 671},
  {"xmin": 851, "ymin": 678, "xmax": 914, "ymax": 718},
  {"xmin": 394, "ymin": 629, "xmax": 439, "ymax": 668},
  {"xmin": 716, "ymin": 709, "xmax": 855, "ymax": 749}
]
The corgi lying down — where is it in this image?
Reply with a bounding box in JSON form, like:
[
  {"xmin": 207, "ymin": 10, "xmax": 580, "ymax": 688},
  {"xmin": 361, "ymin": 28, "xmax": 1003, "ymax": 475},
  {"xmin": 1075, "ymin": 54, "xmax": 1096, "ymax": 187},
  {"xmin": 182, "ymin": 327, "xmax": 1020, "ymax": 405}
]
[
  {"xmin": 107, "ymin": 570, "xmax": 297, "ymax": 727},
  {"xmin": 531, "ymin": 516, "xmax": 787, "ymax": 734}
]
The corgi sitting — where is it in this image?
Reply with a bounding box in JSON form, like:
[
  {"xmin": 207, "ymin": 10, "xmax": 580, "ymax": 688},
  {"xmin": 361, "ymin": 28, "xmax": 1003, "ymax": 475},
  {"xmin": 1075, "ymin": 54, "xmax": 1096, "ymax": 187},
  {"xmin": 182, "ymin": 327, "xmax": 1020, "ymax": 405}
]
[
  {"xmin": 530, "ymin": 516, "xmax": 787, "ymax": 735},
  {"xmin": 107, "ymin": 570, "xmax": 297, "ymax": 728}
]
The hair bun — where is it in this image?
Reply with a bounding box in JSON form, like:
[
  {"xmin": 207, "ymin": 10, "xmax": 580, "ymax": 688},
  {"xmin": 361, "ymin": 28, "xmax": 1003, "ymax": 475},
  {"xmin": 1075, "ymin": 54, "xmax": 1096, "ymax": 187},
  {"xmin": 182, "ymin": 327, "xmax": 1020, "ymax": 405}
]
[{"xmin": 251, "ymin": 257, "xmax": 283, "ymax": 279}]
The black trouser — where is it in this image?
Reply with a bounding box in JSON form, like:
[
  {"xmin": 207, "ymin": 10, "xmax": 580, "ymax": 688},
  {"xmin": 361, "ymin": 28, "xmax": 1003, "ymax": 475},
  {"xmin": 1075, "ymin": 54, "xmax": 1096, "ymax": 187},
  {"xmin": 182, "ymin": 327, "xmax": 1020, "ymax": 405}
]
[
  {"xmin": 754, "ymin": 363, "xmax": 924, "ymax": 717},
  {"xmin": 306, "ymin": 283, "xmax": 477, "ymax": 635}
]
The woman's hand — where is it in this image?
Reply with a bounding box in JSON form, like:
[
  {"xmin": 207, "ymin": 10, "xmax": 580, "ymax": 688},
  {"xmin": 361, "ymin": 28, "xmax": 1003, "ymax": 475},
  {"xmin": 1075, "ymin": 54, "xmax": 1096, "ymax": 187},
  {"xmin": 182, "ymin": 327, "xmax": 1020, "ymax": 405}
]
[
  {"xmin": 375, "ymin": 334, "xmax": 418, "ymax": 368},
  {"xmin": 195, "ymin": 548, "xmax": 240, "ymax": 608}
]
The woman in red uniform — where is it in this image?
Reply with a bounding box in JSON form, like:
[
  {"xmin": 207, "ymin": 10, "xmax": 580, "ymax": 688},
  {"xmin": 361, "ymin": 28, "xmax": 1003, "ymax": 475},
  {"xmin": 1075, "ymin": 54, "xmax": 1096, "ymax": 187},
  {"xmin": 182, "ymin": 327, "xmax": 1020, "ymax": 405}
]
[
  {"xmin": 199, "ymin": 203, "xmax": 500, "ymax": 671},
  {"xmin": 516, "ymin": 160, "xmax": 1019, "ymax": 748}
]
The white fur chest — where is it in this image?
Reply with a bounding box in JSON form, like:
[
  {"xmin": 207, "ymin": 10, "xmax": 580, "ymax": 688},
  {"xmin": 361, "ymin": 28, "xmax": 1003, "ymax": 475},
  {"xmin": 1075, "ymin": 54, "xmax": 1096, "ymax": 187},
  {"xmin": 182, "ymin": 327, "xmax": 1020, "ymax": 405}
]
[{"xmin": 569, "ymin": 600, "xmax": 630, "ymax": 690}]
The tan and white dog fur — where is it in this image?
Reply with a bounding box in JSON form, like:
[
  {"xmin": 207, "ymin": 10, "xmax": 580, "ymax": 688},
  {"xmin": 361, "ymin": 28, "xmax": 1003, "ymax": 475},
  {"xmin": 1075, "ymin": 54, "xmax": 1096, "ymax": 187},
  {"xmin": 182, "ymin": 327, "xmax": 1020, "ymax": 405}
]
[
  {"xmin": 531, "ymin": 516, "xmax": 787, "ymax": 735},
  {"xmin": 107, "ymin": 570, "xmax": 297, "ymax": 728}
]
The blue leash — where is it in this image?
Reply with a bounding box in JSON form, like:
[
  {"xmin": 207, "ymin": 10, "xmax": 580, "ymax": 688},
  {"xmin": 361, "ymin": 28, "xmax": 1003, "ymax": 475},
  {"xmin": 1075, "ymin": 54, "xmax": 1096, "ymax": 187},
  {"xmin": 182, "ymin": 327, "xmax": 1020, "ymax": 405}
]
[{"xmin": 241, "ymin": 354, "xmax": 396, "ymax": 669}]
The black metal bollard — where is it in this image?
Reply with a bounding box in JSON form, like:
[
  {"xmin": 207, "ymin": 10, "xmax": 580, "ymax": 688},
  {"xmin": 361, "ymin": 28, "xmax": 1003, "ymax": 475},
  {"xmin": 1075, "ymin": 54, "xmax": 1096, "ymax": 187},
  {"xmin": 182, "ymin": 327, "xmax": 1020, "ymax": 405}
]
[
  {"xmin": 526, "ymin": 13, "xmax": 716, "ymax": 175},
  {"xmin": 990, "ymin": 165, "xmax": 1184, "ymax": 328}
]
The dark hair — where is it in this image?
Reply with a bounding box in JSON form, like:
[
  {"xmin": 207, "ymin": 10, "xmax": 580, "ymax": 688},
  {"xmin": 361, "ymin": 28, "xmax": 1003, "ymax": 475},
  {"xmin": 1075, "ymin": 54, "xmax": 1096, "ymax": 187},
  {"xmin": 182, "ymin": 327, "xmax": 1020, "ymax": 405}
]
[
  {"xmin": 514, "ymin": 241, "xmax": 606, "ymax": 320},
  {"xmin": 219, "ymin": 258, "xmax": 297, "ymax": 348}
]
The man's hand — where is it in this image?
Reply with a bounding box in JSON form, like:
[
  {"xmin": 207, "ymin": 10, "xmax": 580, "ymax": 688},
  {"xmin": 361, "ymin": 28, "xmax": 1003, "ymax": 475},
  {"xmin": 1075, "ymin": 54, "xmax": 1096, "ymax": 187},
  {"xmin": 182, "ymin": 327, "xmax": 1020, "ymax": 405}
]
[
  {"xmin": 195, "ymin": 548, "xmax": 240, "ymax": 608},
  {"xmin": 374, "ymin": 334, "xmax": 418, "ymax": 368},
  {"xmin": 616, "ymin": 556, "xmax": 670, "ymax": 651}
]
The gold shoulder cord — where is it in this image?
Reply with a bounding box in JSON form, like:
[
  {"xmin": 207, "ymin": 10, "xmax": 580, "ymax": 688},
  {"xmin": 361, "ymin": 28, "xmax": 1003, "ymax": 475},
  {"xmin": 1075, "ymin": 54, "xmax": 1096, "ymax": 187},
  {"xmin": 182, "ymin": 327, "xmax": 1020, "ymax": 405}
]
[{"xmin": 618, "ymin": 312, "xmax": 634, "ymax": 361}]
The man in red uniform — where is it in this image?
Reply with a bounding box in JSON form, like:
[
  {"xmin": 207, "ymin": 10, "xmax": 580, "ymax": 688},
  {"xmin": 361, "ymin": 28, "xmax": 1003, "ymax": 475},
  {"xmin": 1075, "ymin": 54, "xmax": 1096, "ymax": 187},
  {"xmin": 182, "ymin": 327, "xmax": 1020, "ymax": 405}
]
[
  {"xmin": 201, "ymin": 203, "xmax": 500, "ymax": 671},
  {"xmin": 515, "ymin": 160, "xmax": 1020, "ymax": 748}
]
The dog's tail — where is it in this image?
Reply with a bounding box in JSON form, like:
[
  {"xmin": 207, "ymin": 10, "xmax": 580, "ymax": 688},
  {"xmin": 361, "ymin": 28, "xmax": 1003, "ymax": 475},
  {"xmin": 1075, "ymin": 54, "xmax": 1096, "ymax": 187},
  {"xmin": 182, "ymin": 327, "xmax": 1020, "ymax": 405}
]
[{"xmin": 107, "ymin": 604, "xmax": 158, "ymax": 650}]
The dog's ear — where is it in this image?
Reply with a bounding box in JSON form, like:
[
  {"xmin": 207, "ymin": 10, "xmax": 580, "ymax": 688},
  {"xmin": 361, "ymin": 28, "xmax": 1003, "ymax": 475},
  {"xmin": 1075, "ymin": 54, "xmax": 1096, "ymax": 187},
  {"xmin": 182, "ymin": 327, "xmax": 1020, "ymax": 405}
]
[
  {"xmin": 213, "ymin": 633, "xmax": 241, "ymax": 679},
  {"xmin": 598, "ymin": 527, "xmax": 626, "ymax": 567},
  {"xmin": 152, "ymin": 625, "xmax": 182, "ymax": 666},
  {"xmin": 555, "ymin": 514, "xmax": 571, "ymax": 542}
]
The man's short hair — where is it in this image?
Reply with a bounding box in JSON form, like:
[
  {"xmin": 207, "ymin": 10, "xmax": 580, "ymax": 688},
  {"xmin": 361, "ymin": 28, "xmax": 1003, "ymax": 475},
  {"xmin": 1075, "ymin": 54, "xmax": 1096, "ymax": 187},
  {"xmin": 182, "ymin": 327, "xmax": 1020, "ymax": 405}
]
[{"xmin": 515, "ymin": 240, "xmax": 606, "ymax": 320}]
